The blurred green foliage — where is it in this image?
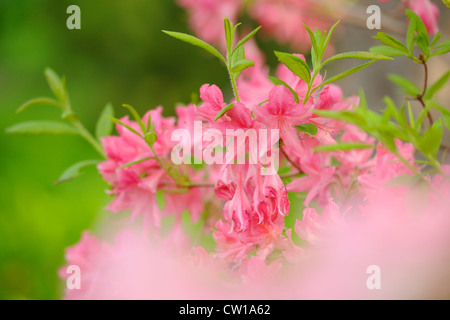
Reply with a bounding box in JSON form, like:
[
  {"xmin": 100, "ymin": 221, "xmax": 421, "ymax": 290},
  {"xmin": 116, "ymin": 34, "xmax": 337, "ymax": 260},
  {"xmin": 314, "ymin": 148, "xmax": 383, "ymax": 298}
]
[{"xmin": 0, "ymin": 0, "xmax": 231, "ymax": 299}]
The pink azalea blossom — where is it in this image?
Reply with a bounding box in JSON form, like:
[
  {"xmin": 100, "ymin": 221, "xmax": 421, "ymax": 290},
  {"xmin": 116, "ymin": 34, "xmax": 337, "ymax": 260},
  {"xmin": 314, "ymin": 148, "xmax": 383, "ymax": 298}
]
[{"xmin": 379, "ymin": 0, "xmax": 440, "ymax": 34}]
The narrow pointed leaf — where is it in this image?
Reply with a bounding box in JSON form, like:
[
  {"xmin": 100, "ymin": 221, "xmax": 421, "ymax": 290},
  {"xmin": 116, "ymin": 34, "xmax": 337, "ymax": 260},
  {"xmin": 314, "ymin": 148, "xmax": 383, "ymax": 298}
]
[
  {"xmin": 231, "ymin": 59, "xmax": 254, "ymax": 74},
  {"xmin": 118, "ymin": 157, "xmax": 154, "ymax": 169},
  {"xmin": 314, "ymin": 142, "xmax": 373, "ymax": 152},
  {"xmin": 424, "ymin": 71, "xmax": 450, "ymax": 100},
  {"xmin": 274, "ymin": 51, "xmax": 310, "ymax": 83},
  {"xmin": 232, "ymin": 26, "xmax": 261, "ymax": 56},
  {"xmin": 108, "ymin": 116, "xmax": 142, "ymax": 137},
  {"xmin": 388, "ymin": 74, "xmax": 421, "ymax": 96},
  {"xmin": 214, "ymin": 103, "xmax": 235, "ymax": 121},
  {"xmin": 369, "ymin": 45, "xmax": 409, "ymax": 57},
  {"xmin": 122, "ymin": 104, "xmax": 145, "ymax": 133},
  {"xmin": 322, "ymin": 21, "xmax": 340, "ymax": 56},
  {"xmin": 55, "ymin": 160, "xmax": 100, "ymax": 185},
  {"xmin": 162, "ymin": 30, "xmax": 227, "ymax": 64},
  {"xmin": 95, "ymin": 103, "xmax": 115, "ymax": 140},
  {"xmin": 295, "ymin": 123, "xmax": 318, "ymax": 136},
  {"xmin": 320, "ymin": 61, "xmax": 375, "ymax": 87},
  {"xmin": 374, "ymin": 32, "xmax": 409, "ymax": 53},
  {"xmin": 267, "ymin": 76, "xmax": 300, "ymax": 103},
  {"xmin": 322, "ymin": 52, "xmax": 392, "ymax": 66},
  {"xmin": 44, "ymin": 68, "xmax": 66, "ymax": 103},
  {"xmin": 17, "ymin": 97, "xmax": 62, "ymax": 113},
  {"xmin": 5, "ymin": 121, "xmax": 78, "ymax": 135}
]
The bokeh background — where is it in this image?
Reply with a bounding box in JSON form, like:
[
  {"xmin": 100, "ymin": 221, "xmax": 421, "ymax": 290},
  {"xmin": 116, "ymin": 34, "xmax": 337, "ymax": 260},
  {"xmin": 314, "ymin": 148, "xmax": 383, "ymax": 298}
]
[{"xmin": 0, "ymin": 0, "xmax": 448, "ymax": 299}]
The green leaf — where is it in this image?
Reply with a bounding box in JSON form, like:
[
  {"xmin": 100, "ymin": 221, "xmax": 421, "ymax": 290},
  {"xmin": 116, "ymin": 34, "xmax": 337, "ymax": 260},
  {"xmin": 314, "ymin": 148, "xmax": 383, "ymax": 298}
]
[
  {"xmin": 232, "ymin": 26, "xmax": 261, "ymax": 56},
  {"xmin": 431, "ymin": 40, "xmax": 450, "ymax": 57},
  {"xmin": 231, "ymin": 45, "xmax": 245, "ymax": 66},
  {"xmin": 322, "ymin": 21, "xmax": 340, "ymax": 57},
  {"xmin": 274, "ymin": 51, "xmax": 311, "ymax": 83},
  {"xmin": 95, "ymin": 103, "xmax": 114, "ymax": 140},
  {"xmin": 322, "ymin": 51, "xmax": 392, "ymax": 66},
  {"xmin": 267, "ymin": 76, "xmax": 300, "ymax": 103},
  {"xmin": 122, "ymin": 104, "xmax": 145, "ymax": 133},
  {"xmin": 214, "ymin": 103, "xmax": 235, "ymax": 121},
  {"xmin": 405, "ymin": 9, "xmax": 429, "ymax": 47},
  {"xmin": 118, "ymin": 157, "xmax": 154, "ymax": 169},
  {"xmin": 313, "ymin": 110, "xmax": 367, "ymax": 127},
  {"xmin": 108, "ymin": 116, "xmax": 142, "ymax": 137},
  {"xmin": 54, "ymin": 160, "xmax": 100, "ymax": 185},
  {"xmin": 44, "ymin": 68, "xmax": 67, "ymax": 103},
  {"xmin": 374, "ymin": 32, "xmax": 409, "ymax": 54},
  {"xmin": 295, "ymin": 123, "xmax": 318, "ymax": 136},
  {"xmin": 406, "ymin": 17, "xmax": 417, "ymax": 53},
  {"xmin": 419, "ymin": 119, "xmax": 443, "ymax": 158},
  {"xmin": 231, "ymin": 59, "xmax": 254, "ymax": 74},
  {"xmin": 146, "ymin": 112, "xmax": 152, "ymax": 132},
  {"xmin": 424, "ymin": 71, "xmax": 450, "ymax": 100},
  {"xmin": 5, "ymin": 121, "xmax": 78, "ymax": 135},
  {"xmin": 428, "ymin": 102, "xmax": 450, "ymax": 129},
  {"xmin": 156, "ymin": 190, "xmax": 166, "ymax": 211},
  {"xmin": 320, "ymin": 60, "xmax": 375, "ymax": 87},
  {"xmin": 430, "ymin": 31, "xmax": 441, "ymax": 47},
  {"xmin": 314, "ymin": 142, "xmax": 373, "ymax": 152},
  {"xmin": 162, "ymin": 30, "xmax": 227, "ymax": 64},
  {"xmin": 16, "ymin": 97, "xmax": 62, "ymax": 113},
  {"xmin": 407, "ymin": 102, "xmax": 416, "ymax": 129},
  {"xmin": 369, "ymin": 45, "xmax": 409, "ymax": 57},
  {"xmin": 388, "ymin": 74, "xmax": 421, "ymax": 96},
  {"xmin": 304, "ymin": 25, "xmax": 319, "ymax": 69},
  {"xmin": 224, "ymin": 18, "xmax": 233, "ymax": 54}
]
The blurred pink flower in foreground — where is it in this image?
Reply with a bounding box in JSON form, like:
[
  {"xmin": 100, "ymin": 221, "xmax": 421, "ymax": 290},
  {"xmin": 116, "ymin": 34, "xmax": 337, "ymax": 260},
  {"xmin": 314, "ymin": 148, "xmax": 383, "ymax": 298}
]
[{"xmin": 60, "ymin": 176, "xmax": 450, "ymax": 299}]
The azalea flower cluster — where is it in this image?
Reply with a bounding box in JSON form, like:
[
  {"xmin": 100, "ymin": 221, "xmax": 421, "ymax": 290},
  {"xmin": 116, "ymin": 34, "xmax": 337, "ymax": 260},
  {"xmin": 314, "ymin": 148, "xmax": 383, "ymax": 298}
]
[
  {"xmin": 177, "ymin": 0, "xmax": 338, "ymax": 51},
  {"xmin": 177, "ymin": 0, "xmax": 441, "ymax": 51},
  {"xmin": 60, "ymin": 41, "xmax": 449, "ymax": 298},
  {"xmin": 29, "ymin": 3, "xmax": 447, "ymax": 299},
  {"xmin": 379, "ymin": 0, "xmax": 440, "ymax": 34}
]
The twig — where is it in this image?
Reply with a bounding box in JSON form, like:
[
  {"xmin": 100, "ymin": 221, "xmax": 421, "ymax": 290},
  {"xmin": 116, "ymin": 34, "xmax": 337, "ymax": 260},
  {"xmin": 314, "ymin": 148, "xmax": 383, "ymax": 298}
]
[
  {"xmin": 416, "ymin": 55, "xmax": 433, "ymax": 127},
  {"xmin": 281, "ymin": 147, "xmax": 303, "ymax": 173}
]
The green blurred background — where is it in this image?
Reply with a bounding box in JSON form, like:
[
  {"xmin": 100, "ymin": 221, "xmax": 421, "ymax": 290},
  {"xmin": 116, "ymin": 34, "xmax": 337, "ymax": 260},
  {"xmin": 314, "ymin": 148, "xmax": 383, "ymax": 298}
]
[
  {"xmin": 0, "ymin": 0, "xmax": 448, "ymax": 300},
  {"xmin": 0, "ymin": 0, "xmax": 233, "ymax": 300}
]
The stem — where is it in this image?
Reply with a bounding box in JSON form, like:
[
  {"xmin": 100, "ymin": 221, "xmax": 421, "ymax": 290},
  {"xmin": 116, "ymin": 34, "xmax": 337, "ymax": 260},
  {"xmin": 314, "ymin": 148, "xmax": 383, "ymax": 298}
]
[
  {"xmin": 417, "ymin": 56, "xmax": 433, "ymax": 127},
  {"xmin": 227, "ymin": 62, "xmax": 241, "ymax": 103},
  {"xmin": 72, "ymin": 120, "xmax": 106, "ymax": 158},
  {"xmin": 281, "ymin": 147, "xmax": 303, "ymax": 173}
]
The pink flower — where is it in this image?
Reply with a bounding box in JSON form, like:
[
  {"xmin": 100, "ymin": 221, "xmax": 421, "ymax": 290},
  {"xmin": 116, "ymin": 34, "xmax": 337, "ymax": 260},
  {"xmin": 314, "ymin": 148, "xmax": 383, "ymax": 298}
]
[
  {"xmin": 223, "ymin": 170, "xmax": 252, "ymax": 232},
  {"xmin": 253, "ymin": 85, "xmax": 311, "ymax": 149},
  {"xmin": 177, "ymin": 0, "xmax": 242, "ymax": 49},
  {"xmin": 249, "ymin": 0, "xmax": 334, "ymax": 51},
  {"xmin": 379, "ymin": 0, "xmax": 440, "ymax": 34},
  {"xmin": 408, "ymin": 0, "xmax": 440, "ymax": 34},
  {"xmin": 294, "ymin": 198, "xmax": 346, "ymax": 245},
  {"xmin": 358, "ymin": 140, "xmax": 417, "ymax": 193},
  {"xmin": 288, "ymin": 153, "xmax": 336, "ymax": 206},
  {"xmin": 98, "ymin": 106, "xmax": 209, "ymax": 230}
]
